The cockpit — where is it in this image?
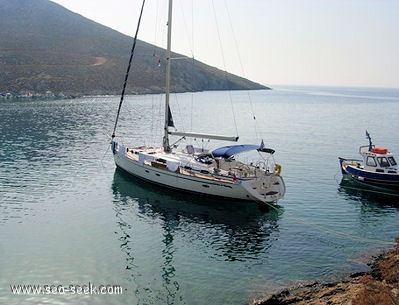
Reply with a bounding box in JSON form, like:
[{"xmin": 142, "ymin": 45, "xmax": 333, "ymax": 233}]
[{"xmin": 367, "ymin": 155, "xmax": 397, "ymax": 168}]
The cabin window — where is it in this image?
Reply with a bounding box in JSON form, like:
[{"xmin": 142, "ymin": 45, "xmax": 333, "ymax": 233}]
[
  {"xmin": 388, "ymin": 157, "xmax": 397, "ymax": 166},
  {"xmin": 366, "ymin": 156, "xmax": 377, "ymax": 167},
  {"xmin": 377, "ymin": 157, "xmax": 390, "ymax": 167}
]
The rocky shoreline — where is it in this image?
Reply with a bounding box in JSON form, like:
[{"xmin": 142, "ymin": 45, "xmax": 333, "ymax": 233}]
[{"xmin": 254, "ymin": 237, "xmax": 399, "ymax": 305}]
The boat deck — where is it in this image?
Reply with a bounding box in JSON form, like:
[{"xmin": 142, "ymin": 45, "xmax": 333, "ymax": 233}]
[{"xmin": 124, "ymin": 147, "xmax": 263, "ymax": 184}]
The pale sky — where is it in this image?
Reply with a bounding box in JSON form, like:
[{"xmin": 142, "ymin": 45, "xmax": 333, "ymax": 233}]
[{"xmin": 51, "ymin": 0, "xmax": 399, "ymax": 89}]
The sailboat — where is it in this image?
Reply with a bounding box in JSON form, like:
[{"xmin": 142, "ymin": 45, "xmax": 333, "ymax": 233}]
[{"xmin": 110, "ymin": 0, "xmax": 285, "ymax": 207}]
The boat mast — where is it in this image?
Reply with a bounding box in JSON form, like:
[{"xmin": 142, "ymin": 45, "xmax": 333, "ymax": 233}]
[
  {"xmin": 163, "ymin": 0, "xmax": 173, "ymax": 152},
  {"xmin": 161, "ymin": 0, "xmax": 238, "ymax": 147}
]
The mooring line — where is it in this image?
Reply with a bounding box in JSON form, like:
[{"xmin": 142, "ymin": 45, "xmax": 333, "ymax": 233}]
[
  {"xmin": 283, "ymin": 210, "xmax": 396, "ymax": 246},
  {"xmin": 266, "ymin": 190, "xmax": 396, "ymax": 247}
]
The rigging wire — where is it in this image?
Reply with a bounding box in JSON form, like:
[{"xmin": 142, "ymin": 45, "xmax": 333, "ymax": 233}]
[
  {"xmin": 151, "ymin": 0, "xmax": 166, "ymax": 64},
  {"xmin": 152, "ymin": 0, "xmax": 160, "ymax": 57},
  {"xmin": 223, "ymin": 0, "xmax": 261, "ymax": 140},
  {"xmin": 111, "ymin": 0, "xmax": 146, "ymax": 139},
  {"xmin": 177, "ymin": 0, "xmax": 195, "ymax": 58},
  {"xmin": 178, "ymin": 0, "xmax": 195, "ymax": 132},
  {"xmin": 210, "ymin": 0, "xmax": 239, "ymax": 138},
  {"xmin": 149, "ymin": 0, "xmax": 167, "ymax": 147}
]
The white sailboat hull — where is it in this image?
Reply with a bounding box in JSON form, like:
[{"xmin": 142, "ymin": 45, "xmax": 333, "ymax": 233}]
[
  {"xmin": 114, "ymin": 153, "xmax": 250, "ymax": 201},
  {"xmin": 112, "ymin": 143, "xmax": 285, "ymax": 204}
]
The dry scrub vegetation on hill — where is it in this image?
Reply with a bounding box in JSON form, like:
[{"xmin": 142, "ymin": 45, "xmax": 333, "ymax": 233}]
[{"xmin": 0, "ymin": 0, "xmax": 267, "ymax": 97}]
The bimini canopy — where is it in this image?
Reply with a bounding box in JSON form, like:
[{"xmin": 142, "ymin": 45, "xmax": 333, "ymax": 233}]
[{"xmin": 212, "ymin": 144, "xmax": 261, "ymax": 158}]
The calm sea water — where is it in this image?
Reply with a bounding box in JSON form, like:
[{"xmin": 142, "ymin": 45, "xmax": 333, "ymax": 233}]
[{"xmin": 1, "ymin": 86, "xmax": 399, "ymax": 304}]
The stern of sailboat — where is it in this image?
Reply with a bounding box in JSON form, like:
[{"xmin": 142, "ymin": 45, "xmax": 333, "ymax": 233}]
[{"xmin": 241, "ymin": 173, "xmax": 286, "ymax": 204}]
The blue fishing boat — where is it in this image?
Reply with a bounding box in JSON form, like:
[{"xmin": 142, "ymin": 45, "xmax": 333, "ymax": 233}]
[{"xmin": 339, "ymin": 131, "xmax": 399, "ymax": 190}]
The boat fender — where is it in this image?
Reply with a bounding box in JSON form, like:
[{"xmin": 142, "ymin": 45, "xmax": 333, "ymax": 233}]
[
  {"xmin": 274, "ymin": 164, "xmax": 282, "ymax": 176},
  {"xmin": 232, "ymin": 173, "xmax": 237, "ymax": 182}
]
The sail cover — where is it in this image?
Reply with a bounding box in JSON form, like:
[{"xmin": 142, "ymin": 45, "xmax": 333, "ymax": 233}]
[{"xmin": 212, "ymin": 144, "xmax": 260, "ymax": 158}]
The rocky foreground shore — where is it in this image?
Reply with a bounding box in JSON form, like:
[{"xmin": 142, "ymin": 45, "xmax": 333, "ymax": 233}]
[{"xmin": 254, "ymin": 237, "xmax": 399, "ymax": 305}]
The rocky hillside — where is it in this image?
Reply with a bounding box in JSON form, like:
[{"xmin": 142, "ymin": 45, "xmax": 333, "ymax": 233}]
[{"xmin": 0, "ymin": 0, "xmax": 268, "ymax": 98}]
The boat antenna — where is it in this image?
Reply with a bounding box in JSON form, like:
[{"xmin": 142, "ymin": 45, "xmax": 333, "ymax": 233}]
[
  {"xmin": 111, "ymin": 0, "xmax": 146, "ymax": 140},
  {"xmin": 366, "ymin": 130, "xmax": 373, "ymax": 151}
]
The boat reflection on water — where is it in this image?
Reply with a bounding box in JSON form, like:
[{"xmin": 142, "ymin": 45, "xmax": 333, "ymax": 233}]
[
  {"xmin": 111, "ymin": 168, "xmax": 282, "ymax": 259},
  {"xmin": 338, "ymin": 177, "xmax": 399, "ymax": 208},
  {"xmin": 111, "ymin": 169, "xmax": 282, "ymax": 303}
]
